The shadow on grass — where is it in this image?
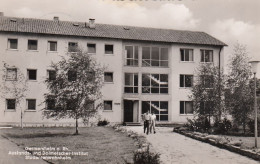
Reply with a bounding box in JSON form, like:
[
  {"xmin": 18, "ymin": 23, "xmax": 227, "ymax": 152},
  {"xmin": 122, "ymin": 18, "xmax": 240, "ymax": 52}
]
[{"xmin": 3, "ymin": 132, "xmax": 72, "ymax": 139}]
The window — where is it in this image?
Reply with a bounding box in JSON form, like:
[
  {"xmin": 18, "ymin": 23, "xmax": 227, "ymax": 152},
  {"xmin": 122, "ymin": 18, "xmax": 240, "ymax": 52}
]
[
  {"xmin": 180, "ymin": 101, "xmax": 193, "ymax": 114},
  {"xmin": 27, "ymin": 69, "xmax": 37, "ymax": 80},
  {"xmin": 6, "ymin": 99, "xmax": 16, "ymax": 110},
  {"xmin": 28, "ymin": 40, "xmax": 38, "ymax": 50},
  {"xmin": 104, "ymin": 72, "xmax": 113, "ymax": 83},
  {"xmin": 125, "ymin": 73, "xmax": 138, "ymax": 93},
  {"xmin": 87, "ymin": 43, "xmax": 96, "ymax": 53},
  {"xmin": 142, "ymin": 47, "xmax": 168, "ymax": 67},
  {"xmin": 200, "ymin": 101, "xmax": 213, "ymax": 115},
  {"xmin": 8, "ymin": 39, "xmax": 18, "ymax": 49},
  {"xmin": 47, "ymin": 70, "xmax": 56, "ymax": 80},
  {"xmin": 142, "ymin": 101, "xmax": 168, "ymax": 121},
  {"xmin": 68, "ymin": 70, "xmax": 77, "ymax": 81},
  {"xmin": 180, "ymin": 49, "xmax": 193, "ymax": 61},
  {"xmin": 104, "ymin": 101, "xmax": 112, "ymax": 110},
  {"xmin": 48, "ymin": 41, "xmax": 57, "ymax": 51},
  {"xmin": 6, "ymin": 68, "xmax": 17, "ymax": 81},
  {"xmin": 180, "ymin": 75, "xmax": 193, "ymax": 87},
  {"xmin": 201, "ymin": 75, "xmax": 214, "ymax": 88},
  {"xmin": 201, "ymin": 50, "xmax": 213, "ymax": 62},
  {"xmin": 46, "ymin": 98, "xmax": 55, "ymax": 110},
  {"xmin": 68, "ymin": 42, "xmax": 78, "ymax": 52},
  {"xmin": 142, "ymin": 74, "xmax": 168, "ymax": 94},
  {"xmin": 105, "ymin": 45, "xmax": 113, "ymax": 54},
  {"xmin": 27, "ymin": 99, "xmax": 36, "ymax": 110},
  {"xmin": 125, "ymin": 46, "xmax": 138, "ymax": 66}
]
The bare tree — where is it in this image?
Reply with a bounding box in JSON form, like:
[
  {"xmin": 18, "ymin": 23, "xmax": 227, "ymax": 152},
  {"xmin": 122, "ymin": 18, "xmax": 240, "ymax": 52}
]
[
  {"xmin": 43, "ymin": 48, "xmax": 104, "ymax": 135},
  {"xmin": 0, "ymin": 62, "xmax": 28, "ymax": 128}
]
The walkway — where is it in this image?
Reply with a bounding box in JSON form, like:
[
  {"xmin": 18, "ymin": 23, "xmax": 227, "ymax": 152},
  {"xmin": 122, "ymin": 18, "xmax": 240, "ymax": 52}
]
[
  {"xmin": 0, "ymin": 134, "xmax": 47, "ymax": 164},
  {"xmin": 126, "ymin": 127, "xmax": 259, "ymax": 164}
]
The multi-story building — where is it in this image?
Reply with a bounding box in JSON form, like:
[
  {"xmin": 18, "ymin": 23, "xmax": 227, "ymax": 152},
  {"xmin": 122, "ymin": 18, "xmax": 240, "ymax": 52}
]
[{"xmin": 0, "ymin": 13, "xmax": 226, "ymax": 126}]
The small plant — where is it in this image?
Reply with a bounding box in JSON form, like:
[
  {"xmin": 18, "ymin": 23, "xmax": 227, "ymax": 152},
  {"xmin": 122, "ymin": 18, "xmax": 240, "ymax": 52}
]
[
  {"xmin": 133, "ymin": 146, "xmax": 160, "ymax": 164},
  {"xmin": 97, "ymin": 119, "xmax": 110, "ymax": 126}
]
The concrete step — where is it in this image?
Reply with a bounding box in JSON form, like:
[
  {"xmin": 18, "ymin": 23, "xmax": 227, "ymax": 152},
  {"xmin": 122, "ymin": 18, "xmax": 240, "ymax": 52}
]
[{"xmin": 124, "ymin": 122, "xmax": 142, "ymax": 126}]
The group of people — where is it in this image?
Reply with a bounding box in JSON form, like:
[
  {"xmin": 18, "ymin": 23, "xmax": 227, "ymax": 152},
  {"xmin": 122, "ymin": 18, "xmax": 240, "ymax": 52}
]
[{"xmin": 143, "ymin": 111, "xmax": 156, "ymax": 135}]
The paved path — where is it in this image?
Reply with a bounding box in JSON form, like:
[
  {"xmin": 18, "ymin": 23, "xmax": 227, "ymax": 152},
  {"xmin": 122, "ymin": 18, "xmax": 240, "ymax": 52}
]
[
  {"xmin": 126, "ymin": 127, "xmax": 260, "ymax": 164},
  {"xmin": 0, "ymin": 134, "xmax": 47, "ymax": 164}
]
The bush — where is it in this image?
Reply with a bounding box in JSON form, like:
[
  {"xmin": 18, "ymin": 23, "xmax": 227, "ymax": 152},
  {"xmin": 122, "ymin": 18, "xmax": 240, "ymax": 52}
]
[
  {"xmin": 185, "ymin": 117, "xmax": 210, "ymax": 132},
  {"xmin": 247, "ymin": 118, "xmax": 260, "ymax": 135},
  {"xmin": 97, "ymin": 119, "xmax": 110, "ymax": 126},
  {"xmin": 133, "ymin": 146, "xmax": 160, "ymax": 164},
  {"xmin": 213, "ymin": 118, "xmax": 232, "ymax": 134}
]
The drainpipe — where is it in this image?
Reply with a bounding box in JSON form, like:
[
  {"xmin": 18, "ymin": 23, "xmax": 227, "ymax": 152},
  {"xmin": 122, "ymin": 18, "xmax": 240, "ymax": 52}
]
[{"xmin": 218, "ymin": 46, "xmax": 223, "ymax": 121}]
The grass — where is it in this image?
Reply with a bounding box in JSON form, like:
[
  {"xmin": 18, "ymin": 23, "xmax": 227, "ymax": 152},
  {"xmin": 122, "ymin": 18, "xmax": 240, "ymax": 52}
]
[
  {"xmin": 223, "ymin": 136, "xmax": 260, "ymax": 149},
  {"xmin": 0, "ymin": 127, "xmax": 136, "ymax": 164}
]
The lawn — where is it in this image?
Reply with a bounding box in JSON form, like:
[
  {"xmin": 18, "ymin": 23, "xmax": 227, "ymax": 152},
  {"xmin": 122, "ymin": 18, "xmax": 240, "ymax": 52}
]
[{"xmin": 0, "ymin": 127, "xmax": 136, "ymax": 164}]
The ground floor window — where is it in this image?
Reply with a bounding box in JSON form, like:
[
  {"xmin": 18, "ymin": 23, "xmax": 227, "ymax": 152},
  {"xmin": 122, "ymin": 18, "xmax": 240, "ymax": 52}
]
[
  {"xmin": 6, "ymin": 99, "xmax": 16, "ymax": 110},
  {"xmin": 104, "ymin": 101, "xmax": 113, "ymax": 111},
  {"xmin": 27, "ymin": 99, "xmax": 36, "ymax": 110},
  {"xmin": 142, "ymin": 101, "xmax": 168, "ymax": 121},
  {"xmin": 180, "ymin": 101, "xmax": 193, "ymax": 114}
]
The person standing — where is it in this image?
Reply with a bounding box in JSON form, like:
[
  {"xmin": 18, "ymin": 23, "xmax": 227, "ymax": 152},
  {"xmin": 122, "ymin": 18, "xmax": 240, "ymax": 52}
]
[
  {"xmin": 143, "ymin": 111, "xmax": 151, "ymax": 135},
  {"xmin": 150, "ymin": 111, "xmax": 156, "ymax": 134}
]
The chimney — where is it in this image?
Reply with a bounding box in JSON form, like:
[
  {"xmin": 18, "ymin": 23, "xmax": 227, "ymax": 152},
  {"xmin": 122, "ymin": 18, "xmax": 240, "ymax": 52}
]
[
  {"xmin": 89, "ymin": 18, "xmax": 95, "ymax": 29},
  {"xmin": 53, "ymin": 16, "xmax": 59, "ymax": 21},
  {"xmin": 0, "ymin": 12, "xmax": 4, "ymax": 16}
]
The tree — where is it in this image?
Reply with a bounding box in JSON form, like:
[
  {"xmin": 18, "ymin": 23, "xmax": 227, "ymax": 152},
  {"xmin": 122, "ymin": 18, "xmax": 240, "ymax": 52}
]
[
  {"xmin": 190, "ymin": 63, "xmax": 225, "ymax": 130},
  {"xmin": 43, "ymin": 48, "xmax": 104, "ymax": 135},
  {"xmin": 0, "ymin": 62, "xmax": 28, "ymax": 128},
  {"xmin": 225, "ymin": 43, "xmax": 254, "ymax": 133}
]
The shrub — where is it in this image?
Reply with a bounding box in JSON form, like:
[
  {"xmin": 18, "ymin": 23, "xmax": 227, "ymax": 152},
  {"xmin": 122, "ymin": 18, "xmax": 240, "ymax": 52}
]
[
  {"xmin": 247, "ymin": 118, "xmax": 260, "ymax": 135},
  {"xmin": 213, "ymin": 118, "xmax": 232, "ymax": 134},
  {"xmin": 185, "ymin": 117, "xmax": 210, "ymax": 132},
  {"xmin": 133, "ymin": 146, "xmax": 160, "ymax": 164},
  {"xmin": 97, "ymin": 119, "xmax": 110, "ymax": 126}
]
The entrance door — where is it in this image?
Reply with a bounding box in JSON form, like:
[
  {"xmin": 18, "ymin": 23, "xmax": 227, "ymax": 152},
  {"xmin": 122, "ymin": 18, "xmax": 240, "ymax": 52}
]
[{"xmin": 124, "ymin": 100, "xmax": 133, "ymax": 122}]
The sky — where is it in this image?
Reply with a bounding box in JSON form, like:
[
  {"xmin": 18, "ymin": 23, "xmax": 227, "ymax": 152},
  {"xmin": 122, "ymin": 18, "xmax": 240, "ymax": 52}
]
[{"xmin": 0, "ymin": 0, "xmax": 259, "ymax": 68}]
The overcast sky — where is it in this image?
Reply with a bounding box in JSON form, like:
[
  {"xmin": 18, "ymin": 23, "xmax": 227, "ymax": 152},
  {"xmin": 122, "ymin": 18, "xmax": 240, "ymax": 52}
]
[{"xmin": 1, "ymin": 0, "xmax": 259, "ymax": 67}]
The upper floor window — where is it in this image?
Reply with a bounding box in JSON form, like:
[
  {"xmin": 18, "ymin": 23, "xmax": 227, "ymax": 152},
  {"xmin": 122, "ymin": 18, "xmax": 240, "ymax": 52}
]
[
  {"xmin": 68, "ymin": 70, "xmax": 77, "ymax": 81},
  {"xmin": 142, "ymin": 74, "xmax": 168, "ymax": 94},
  {"xmin": 201, "ymin": 50, "xmax": 213, "ymax": 62},
  {"xmin": 8, "ymin": 39, "xmax": 18, "ymax": 49},
  {"xmin": 47, "ymin": 70, "xmax": 56, "ymax": 80},
  {"xmin": 87, "ymin": 43, "xmax": 96, "ymax": 53},
  {"xmin": 142, "ymin": 47, "xmax": 168, "ymax": 67},
  {"xmin": 6, "ymin": 68, "xmax": 17, "ymax": 81},
  {"xmin": 105, "ymin": 45, "xmax": 113, "ymax": 54},
  {"xmin": 201, "ymin": 75, "xmax": 214, "ymax": 88},
  {"xmin": 180, "ymin": 49, "xmax": 193, "ymax": 61},
  {"xmin": 125, "ymin": 73, "xmax": 138, "ymax": 93},
  {"xmin": 125, "ymin": 46, "xmax": 138, "ymax": 66},
  {"xmin": 180, "ymin": 75, "xmax": 193, "ymax": 88},
  {"xmin": 6, "ymin": 99, "xmax": 16, "ymax": 110},
  {"xmin": 68, "ymin": 42, "xmax": 78, "ymax": 52},
  {"xmin": 27, "ymin": 69, "xmax": 37, "ymax": 80},
  {"xmin": 27, "ymin": 99, "xmax": 36, "ymax": 110},
  {"xmin": 48, "ymin": 41, "xmax": 57, "ymax": 51},
  {"xmin": 104, "ymin": 72, "xmax": 113, "ymax": 83},
  {"xmin": 180, "ymin": 101, "xmax": 193, "ymax": 114},
  {"xmin": 28, "ymin": 40, "xmax": 38, "ymax": 50}
]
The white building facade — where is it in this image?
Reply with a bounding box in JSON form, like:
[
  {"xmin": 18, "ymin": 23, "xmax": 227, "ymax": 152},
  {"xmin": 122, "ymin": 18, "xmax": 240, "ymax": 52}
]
[{"xmin": 0, "ymin": 15, "xmax": 226, "ymax": 126}]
